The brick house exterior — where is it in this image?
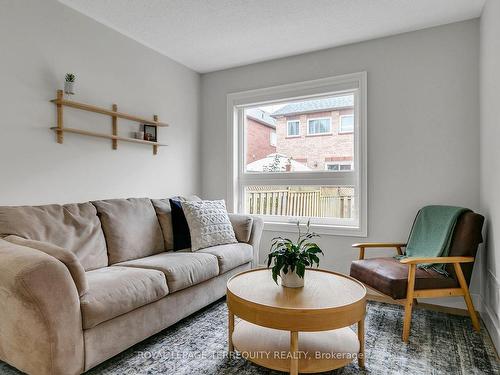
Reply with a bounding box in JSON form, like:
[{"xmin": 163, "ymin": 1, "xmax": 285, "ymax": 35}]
[
  {"xmin": 271, "ymin": 96, "xmax": 354, "ymax": 171},
  {"xmin": 246, "ymin": 109, "xmax": 276, "ymax": 163}
]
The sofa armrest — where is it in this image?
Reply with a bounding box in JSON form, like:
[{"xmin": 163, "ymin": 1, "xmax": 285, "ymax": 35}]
[
  {"xmin": 4, "ymin": 235, "xmax": 89, "ymax": 297},
  {"xmin": 228, "ymin": 214, "xmax": 264, "ymax": 267},
  {"xmin": 228, "ymin": 213, "xmax": 253, "ymax": 243},
  {"xmin": 0, "ymin": 239, "xmax": 84, "ymax": 375}
]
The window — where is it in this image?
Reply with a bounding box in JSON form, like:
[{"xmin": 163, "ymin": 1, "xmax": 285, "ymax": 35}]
[
  {"xmin": 287, "ymin": 120, "xmax": 300, "ymax": 137},
  {"xmin": 227, "ymin": 72, "xmax": 367, "ymax": 236},
  {"xmin": 339, "ymin": 115, "xmax": 354, "ymax": 133},
  {"xmin": 308, "ymin": 118, "xmax": 331, "ymax": 135},
  {"xmin": 325, "ymin": 163, "xmax": 352, "ymax": 171},
  {"xmin": 270, "ymin": 132, "xmax": 277, "ymax": 146}
]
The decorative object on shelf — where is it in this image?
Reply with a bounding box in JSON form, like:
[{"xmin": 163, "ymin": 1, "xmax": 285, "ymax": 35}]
[
  {"xmin": 144, "ymin": 124, "xmax": 157, "ymax": 142},
  {"xmin": 64, "ymin": 73, "xmax": 76, "ymax": 96},
  {"xmin": 50, "ymin": 90, "xmax": 168, "ymax": 155},
  {"xmin": 267, "ymin": 220, "xmax": 324, "ymax": 288},
  {"xmin": 135, "ymin": 131, "xmax": 144, "ymax": 140}
]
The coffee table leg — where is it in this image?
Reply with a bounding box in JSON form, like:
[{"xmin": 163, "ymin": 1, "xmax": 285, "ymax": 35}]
[
  {"xmin": 290, "ymin": 331, "xmax": 299, "ymax": 375},
  {"xmin": 228, "ymin": 310, "xmax": 234, "ymax": 353},
  {"xmin": 358, "ymin": 318, "xmax": 365, "ymax": 368}
]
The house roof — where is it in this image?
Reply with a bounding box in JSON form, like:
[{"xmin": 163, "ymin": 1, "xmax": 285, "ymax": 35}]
[
  {"xmin": 272, "ymin": 95, "xmax": 354, "ymax": 116},
  {"xmin": 246, "ymin": 108, "xmax": 276, "ymax": 128}
]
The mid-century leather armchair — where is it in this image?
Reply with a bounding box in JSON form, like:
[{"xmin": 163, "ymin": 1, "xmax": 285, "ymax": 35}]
[{"xmin": 350, "ymin": 211, "xmax": 484, "ymax": 342}]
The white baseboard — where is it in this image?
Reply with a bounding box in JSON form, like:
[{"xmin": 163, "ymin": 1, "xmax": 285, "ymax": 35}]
[
  {"xmin": 481, "ymin": 270, "xmax": 500, "ymax": 353},
  {"xmin": 481, "ymin": 298, "xmax": 500, "ymax": 353},
  {"xmin": 419, "ymin": 293, "xmax": 482, "ymax": 312}
]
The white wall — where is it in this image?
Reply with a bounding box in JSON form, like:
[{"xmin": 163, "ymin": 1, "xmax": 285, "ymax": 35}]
[
  {"xmin": 479, "ymin": 0, "xmax": 500, "ymax": 350},
  {"xmin": 201, "ymin": 20, "xmax": 480, "ymax": 303},
  {"xmin": 0, "ymin": 0, "xmax": 200, "ymax": 205}
]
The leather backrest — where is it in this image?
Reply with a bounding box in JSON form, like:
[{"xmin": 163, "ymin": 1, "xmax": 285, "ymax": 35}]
[{"xmin": 446, "ymin": 211, "xmax": 484, "ymax": 283}]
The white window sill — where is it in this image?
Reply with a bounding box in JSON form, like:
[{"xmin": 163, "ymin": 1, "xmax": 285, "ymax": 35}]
[{"xmin": 263, "ymin": 221, "xmax": 367, "ymax": 237}]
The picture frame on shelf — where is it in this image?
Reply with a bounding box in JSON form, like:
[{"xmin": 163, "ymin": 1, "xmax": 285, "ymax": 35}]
[{"xmin": 143, "ymin": 124, "xmax": 157, "ymax": 142}]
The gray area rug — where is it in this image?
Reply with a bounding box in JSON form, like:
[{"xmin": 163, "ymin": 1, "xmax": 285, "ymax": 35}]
[{"xmin": 1, "ymin": 300, "xmax": 498, "ymax": 374}]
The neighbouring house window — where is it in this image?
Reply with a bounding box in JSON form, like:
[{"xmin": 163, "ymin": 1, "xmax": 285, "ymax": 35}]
[
  {"xmin": 287, "ymin": 120, "xmax": 300, "ymax": 137},
  {"xmin": 227, "ymin": 72, "xmax": 367, "ymax": 236},
  {"xmin": 270, "ymin": 132, "xmax": 277, "ymax": 146},
  {"xmin": 339, "ymin": 114, "xmax": 354, "ymax": 133},
  {"xmin": 308, "ymin": 118, "xmax": 331, "ymax": 135},
  {"xmin": 325, "ymin": 162, "xmax": 352, "ymax": 171}
]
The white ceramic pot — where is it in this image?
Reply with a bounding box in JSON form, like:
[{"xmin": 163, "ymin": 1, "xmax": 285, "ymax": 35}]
[
  {"xmin": 64, "ymin": 81, "xmax": 75, "ymax": 95},
  {"xmin": 280, "ymin": 269, "xmax": 305, "ymax": 288}
]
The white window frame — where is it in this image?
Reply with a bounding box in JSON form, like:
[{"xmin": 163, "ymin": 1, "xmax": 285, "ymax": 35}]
[
  {"xmin": 226, "ymin": 72, "xmax": 367, "ymax": 237},
  {"xmin": 286, "ymin": 120, "xmax": 300, "ymax": 137},
  {"xmin": 339, "ymin": 114, "xmax": 354, "ymax": 134},
  {"xmin": 307, "ymin": 117, "xmax": 332, "ymax": 136}
]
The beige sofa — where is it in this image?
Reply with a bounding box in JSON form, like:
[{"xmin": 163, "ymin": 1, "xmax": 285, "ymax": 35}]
[{"xmin": 0, "ymin": 197, "xmax": 263, "ymax": 375}]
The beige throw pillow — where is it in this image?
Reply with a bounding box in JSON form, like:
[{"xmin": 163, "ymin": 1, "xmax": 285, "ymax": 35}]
[{"xmin": 181, "ymin": 200, "xmax": 237, "ymax": 251}]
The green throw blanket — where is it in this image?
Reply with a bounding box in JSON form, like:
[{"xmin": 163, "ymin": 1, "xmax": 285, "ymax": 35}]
[{"xmin": 399, "ymin": 205, "xmax": 470, "ymax": 274}]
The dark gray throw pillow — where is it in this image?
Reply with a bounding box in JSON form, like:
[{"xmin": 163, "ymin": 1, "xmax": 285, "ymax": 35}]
[{"xmin": 169, "ymin": 199, "xmax": 191, "ymax": 251}]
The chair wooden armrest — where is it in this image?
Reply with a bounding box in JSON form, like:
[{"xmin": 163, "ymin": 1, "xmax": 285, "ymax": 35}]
[
  {"xmin": 352, "ymin": 242, "xmax": 407, "ymax": 248},
  {"xmin": 399, "ymin": 254, "xmax": 479, "ymax": 341},
  {"xmin": 399, "ymin": 256, "xmax": 474, "ymax": 265},
  {"xmin": 352, "ymin": 242, "xmax": 406, "ymax": 260}
]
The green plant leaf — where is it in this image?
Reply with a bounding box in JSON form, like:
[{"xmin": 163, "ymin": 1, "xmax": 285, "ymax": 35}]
[{"xmin": 296, "ymin": 262, "xmax": 306, "ymax": 278}]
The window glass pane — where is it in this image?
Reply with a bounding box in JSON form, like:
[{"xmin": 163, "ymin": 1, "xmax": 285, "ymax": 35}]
[
  {"xmin": 287, "ymin": 121, "xmax": 299, "ymax": 136},
  {"xmin": 340, "ymin": 115, "xmax": 354, "ymax": 133},
  {"xmin": 270, "ymin": 132, "xmax": 277, "ymax": 146},
  {"xmin": 308, "ymin": 118, "xmax": 331, "ymax": 134},
  {"xmin": 244, "ymin": 94, "xmax": 354, "ymax": 173},
  {"xmin": 244, "ymin": 185, "xmax": 356, "ymax": 220}
]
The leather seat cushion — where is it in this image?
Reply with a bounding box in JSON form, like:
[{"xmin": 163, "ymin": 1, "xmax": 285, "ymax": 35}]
[
  {"xmin": 114, "ymin": 252, "xmax": 219, "ymax": 292},
  {"xmin": 350, "ymin": 257, "xmax": 458, "ymax": 299},
  {"xmin": 81, "ymin": 266, "xmax": 169, "ymax": 329},
  {"xmin": 197, "ymin": 243, "xmax": 253, "ymax": 274}
]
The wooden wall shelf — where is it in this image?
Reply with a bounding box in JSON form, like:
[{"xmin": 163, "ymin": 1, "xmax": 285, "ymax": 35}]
[
  {"xmin": 50, "ymin": 90, "xmax": 168, "ymax": 155},
  {"xmin": 50, "ymin": 127, "xmax": 167, "ymax": 147}
]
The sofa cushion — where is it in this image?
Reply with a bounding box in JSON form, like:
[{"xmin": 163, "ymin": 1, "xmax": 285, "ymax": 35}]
[
  {"xmin": 350, "ymin": 257, "xmax": 459, "ymax": 299},
  {"xmin": 151, "ymin": 196, "xmax": 202, "ymax": 251},
  {"xmin": 0, "ymin": 202, "xmax": 107, "ymax": 270},
  {"xmin": 92, "ymin": 198, "xmax": 165, "ymax": 264},
  {"xmin": 114, "ymin": 252, "xmax": 219, "ymax": 292},
  {"xmin": 170, "ymin": 199, "xmax": 192, "ymax": 251},
  {"xmin": 181, "ymin": 200, "xmax": 237, "ymax": 251},
  {"xmin": 228, "ymin": 214, "xmax": 254, "ymax": 243},
  {"xmin": 81, "ymin": 266, "xmax": 168, "ymax": 329},
  {"xmin": 197, "ymin": 243, "xmax": 253, "ymax": 274}
]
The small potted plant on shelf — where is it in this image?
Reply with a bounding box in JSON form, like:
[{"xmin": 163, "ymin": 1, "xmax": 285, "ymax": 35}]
[
  {"xmin": 267, "ymin": 220, "xmax": 324, "ymax": 288},
  {"xmin": 64, "ymin": 73, "xmax": 76, "ymax": 96}
]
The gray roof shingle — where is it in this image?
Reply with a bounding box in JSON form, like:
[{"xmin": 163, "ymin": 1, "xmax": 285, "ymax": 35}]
[{"xmin": 272, "ymin": 95, "xmax": 353, "ymax": 116}]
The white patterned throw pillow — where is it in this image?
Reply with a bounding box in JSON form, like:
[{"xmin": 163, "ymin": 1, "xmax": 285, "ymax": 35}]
[{"xmin": 181, "ymin": 200, "xmax": 237, "ymax": 251}]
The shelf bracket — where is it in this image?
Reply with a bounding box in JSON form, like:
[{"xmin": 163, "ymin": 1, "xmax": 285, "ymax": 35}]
[
  {"xmin": 56, "ymin": 89, "xmax": 64, "ymax": 144},
  {"xmin": 153, "ymin": 115, "xmax": 159, "ymax": 155},
  {"xmin": 112, "ymin": 104, "xmax": 118, "ymax": 150}
]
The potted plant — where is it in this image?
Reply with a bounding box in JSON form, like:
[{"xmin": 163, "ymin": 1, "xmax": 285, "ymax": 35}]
[
  {"xmin": 64, "ymin": 73, "xmax": 76, "ymax": 96},
  {"xmin": 267, "ymin": 220, "xmax": 324, "ymax": 288}
]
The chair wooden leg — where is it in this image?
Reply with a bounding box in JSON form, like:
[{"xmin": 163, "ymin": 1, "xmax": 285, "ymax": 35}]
[
  {"xmin": 453, "ymin": 263, "xmax": 480, "ymax": 331},
  {"xmin": 402, "ymin": 264, "xmax": 416, "ymax": 342}
]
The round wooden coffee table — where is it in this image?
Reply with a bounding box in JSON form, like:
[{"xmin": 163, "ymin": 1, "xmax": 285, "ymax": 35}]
[{"xmin": 226, "ymin": 268, "xmax": 366, "ymax": 374}]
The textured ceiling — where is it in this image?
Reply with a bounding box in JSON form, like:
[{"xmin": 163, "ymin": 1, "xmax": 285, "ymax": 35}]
[{"xmin": 58, "ymin": 0, "xmax": 485, "ymax": 73}]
